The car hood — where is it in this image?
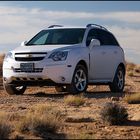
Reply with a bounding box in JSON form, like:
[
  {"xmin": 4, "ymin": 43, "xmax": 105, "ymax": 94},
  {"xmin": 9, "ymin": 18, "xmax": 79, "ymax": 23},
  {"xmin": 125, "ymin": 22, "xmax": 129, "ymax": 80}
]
[{"xmin": 12, "ymin": 44, "xmax": 82, "ymax": 53}]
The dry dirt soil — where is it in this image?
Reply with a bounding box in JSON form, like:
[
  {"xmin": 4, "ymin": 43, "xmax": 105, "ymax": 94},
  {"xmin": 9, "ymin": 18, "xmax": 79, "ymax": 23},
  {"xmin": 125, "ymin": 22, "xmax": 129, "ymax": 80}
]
[{"xmin": 0, "ymin": 54, "xmax": 140, "ymax": 139}]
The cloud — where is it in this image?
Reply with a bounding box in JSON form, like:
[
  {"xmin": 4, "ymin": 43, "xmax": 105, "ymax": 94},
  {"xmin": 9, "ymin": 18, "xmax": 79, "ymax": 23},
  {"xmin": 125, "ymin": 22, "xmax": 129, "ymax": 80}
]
[{"xmin": 0, "ymin": 5, "xmax": 140, "ymax": 63}]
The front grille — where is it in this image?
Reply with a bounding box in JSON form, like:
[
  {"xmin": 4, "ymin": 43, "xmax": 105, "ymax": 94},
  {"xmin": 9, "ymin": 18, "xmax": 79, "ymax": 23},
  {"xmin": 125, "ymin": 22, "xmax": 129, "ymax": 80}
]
[
  {"xmin": 15, "ymin": 52, "xmax": 47, "ymax": 61},
  {"xmin": 14, "ymin": 68, "xmax": 43, "ymax": 73},
  {"xmin": 15, "ymin": 57, "xmax": 44, "ymax": 61}
]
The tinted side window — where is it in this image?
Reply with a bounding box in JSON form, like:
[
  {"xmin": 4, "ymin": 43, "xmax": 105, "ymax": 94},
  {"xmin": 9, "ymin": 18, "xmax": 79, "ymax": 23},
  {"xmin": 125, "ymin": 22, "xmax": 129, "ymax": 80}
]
[
  {"xmin": 109, "ymin": 33, "xmax": 119, "ymax": 46},
  {"xmin": 97, "ymin": 29, "xmax": 119, "ymax": 46},
  {"xmin": 86, "ymin": 29, "xmax": 99, "ymax": 46}
]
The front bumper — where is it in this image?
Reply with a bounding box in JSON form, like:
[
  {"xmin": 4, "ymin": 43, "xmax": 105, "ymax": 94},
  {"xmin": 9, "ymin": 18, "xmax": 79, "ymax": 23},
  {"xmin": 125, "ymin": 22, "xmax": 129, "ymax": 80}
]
[{"xmin": 3, "ymin": 59, "xmax": 74, "ymax": 86}]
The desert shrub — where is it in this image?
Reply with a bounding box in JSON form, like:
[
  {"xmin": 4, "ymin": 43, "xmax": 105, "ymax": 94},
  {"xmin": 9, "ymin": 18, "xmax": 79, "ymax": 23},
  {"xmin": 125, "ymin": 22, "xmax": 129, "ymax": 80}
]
[
  {"xmin": 0, "ymin": 112, "xmax": 12, "ymax": 139},
  {"xmin": 30, "ymin": 104, "xmax": 63, "ymax": 120},
  {"xmin": 125, "ymin": 93, "xmax": 140, "ymax": 104},
  {"xmin": 134, "ymin": 66, "xmax": 140, "ymax": 73},
  {"xmin": 18, "ymin": 104, "xmax": 62, "ymax": 137},
  {"xmin": 0, "ymin": 54, "xmax": 5, "ymax": 64},
  {"xmin": 64, "ymin": 95, "xmax": 85, "ymax": 106},
  {"xmin": 126, "ymin": 62, "xmax": 135, "ymax": 71},
  {"xmin": 100, "ymin": 102, "xmax": 128, "ymax": 125},
  {"xmin": 18, "ymin": 113, "xmax": 58, "ymax": 136}
]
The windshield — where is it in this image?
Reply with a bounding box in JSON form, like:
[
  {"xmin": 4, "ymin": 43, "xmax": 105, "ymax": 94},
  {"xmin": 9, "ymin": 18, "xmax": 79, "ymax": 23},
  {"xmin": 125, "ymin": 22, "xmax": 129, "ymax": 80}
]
[{"xmin": 26, "ymin": 28, "xmax": 85, "ymax": 46}]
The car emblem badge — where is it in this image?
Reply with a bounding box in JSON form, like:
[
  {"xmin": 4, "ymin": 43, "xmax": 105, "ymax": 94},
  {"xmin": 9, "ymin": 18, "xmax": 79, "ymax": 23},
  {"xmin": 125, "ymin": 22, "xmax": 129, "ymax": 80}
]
[{"xmin": 27, "ymin": 54, "xmax": 32, "ymax": 58}]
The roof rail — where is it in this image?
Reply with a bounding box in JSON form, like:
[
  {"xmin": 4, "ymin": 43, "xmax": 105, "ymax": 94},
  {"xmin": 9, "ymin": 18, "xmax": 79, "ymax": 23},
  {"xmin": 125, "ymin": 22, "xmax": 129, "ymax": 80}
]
[
  {"xmin": 48, "ymin": 25, "xmax": 63, "ymax": 28},
  {"xmin": 86, "ymin": 23, "xmax": 108, "ymax": 31}
]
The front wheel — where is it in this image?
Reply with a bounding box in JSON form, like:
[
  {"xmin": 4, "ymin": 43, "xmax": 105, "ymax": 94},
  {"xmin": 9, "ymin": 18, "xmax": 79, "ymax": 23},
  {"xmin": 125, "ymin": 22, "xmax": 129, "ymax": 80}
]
[
  {"xmin": 109, "ymin": 66, "xmax": 125, "ymax": 93},
  {"xmin": 66, "ymin": 65, "xmax": 88, "ymax": 94},
  {"xmin": 3, "ymin": 83, "xmax": 26, "ymax": 95}
]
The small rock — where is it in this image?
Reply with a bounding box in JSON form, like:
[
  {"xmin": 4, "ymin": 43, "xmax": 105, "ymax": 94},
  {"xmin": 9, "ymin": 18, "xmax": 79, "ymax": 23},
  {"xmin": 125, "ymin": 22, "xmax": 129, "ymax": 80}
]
[
  {"xmin": 127, "ymin": 129, "xmax": 134, "ymax": 132},
  {"xmin": 18, "ymin": 106, "xmax": 27, "ymax": 110},
  {"xmin": 65, "ymin": 116, "xmax": 94, "ymax": 123}
]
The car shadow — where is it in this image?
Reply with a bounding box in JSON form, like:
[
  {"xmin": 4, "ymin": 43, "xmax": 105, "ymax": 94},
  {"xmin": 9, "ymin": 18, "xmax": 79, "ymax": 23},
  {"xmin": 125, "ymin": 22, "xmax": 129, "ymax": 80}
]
[
  {"xmin": 25, "ymin": 90, "xmax": 125, "ymax": 99},
  {"xmin": 25, "ymin": 91, "xmax": 72, "ymax": 98},
  {"xmin": 83, "ymin": 91, "xmax": 124, "ymax": 99},
  {"xmin": 122, "ymin": 120, "xmax": 140, "ymax": 127}
]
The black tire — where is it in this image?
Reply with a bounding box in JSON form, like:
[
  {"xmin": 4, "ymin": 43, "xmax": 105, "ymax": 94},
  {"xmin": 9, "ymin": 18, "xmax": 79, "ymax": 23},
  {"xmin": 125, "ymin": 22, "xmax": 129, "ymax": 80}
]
[
  {"xmin": 109, "ymin": 66, "xmax": 125, "ymax": 93},
  {"xmin": 55, "ymin": 86, "xmax": 66, "ymax": 92},
  {"xmin": 3, "ymin": 83, "xmax": 26, "ymax": 95},
  {"xmin": 66, "ymin": 65, "xmax": 88, "ymax": 94}
]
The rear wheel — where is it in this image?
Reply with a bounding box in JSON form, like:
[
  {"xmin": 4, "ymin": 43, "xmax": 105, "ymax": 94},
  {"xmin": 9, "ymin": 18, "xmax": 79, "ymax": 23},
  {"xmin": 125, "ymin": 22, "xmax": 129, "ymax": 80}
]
[
  {"xmin": 66, "ymin": 65, "xmax": 88, "ymax": 94},
  {"xmin": 3, "ymin": 83, "xmax": 26, "ymax": 95},
  {"xmin": 109, "ymin": 66, "xmax": 125, "ymax": 93}
]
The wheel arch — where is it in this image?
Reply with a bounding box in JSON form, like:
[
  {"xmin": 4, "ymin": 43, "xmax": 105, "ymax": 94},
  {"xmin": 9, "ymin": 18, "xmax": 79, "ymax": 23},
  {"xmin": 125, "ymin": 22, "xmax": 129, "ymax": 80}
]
[
  {"xmin": 112, "ymin": 62, "xmax": 126, "ymax": 82},
  {"xmin": 118, "ymin": 62, "xmax": 126, "ymax": 75},
  {"xmin": 77, "ymin": 60, "xmax": 88, "ymax": 73}
]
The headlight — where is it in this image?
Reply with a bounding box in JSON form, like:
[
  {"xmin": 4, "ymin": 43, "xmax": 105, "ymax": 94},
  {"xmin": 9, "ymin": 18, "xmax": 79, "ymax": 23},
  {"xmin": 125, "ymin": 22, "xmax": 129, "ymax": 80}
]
[
  {"xmin": 4, "ymin": 52, "xmax": 13, "ymax": 60},
  {"xmin": 49, "ymin": 51, "xmax": 68, "ymax": 61}
]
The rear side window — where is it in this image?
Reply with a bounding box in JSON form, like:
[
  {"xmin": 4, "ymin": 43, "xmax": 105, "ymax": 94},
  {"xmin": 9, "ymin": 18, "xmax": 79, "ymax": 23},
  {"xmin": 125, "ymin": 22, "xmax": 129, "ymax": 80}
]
[
  {"xmin": 86, "ymin": 28, "xmax": 119, "ymax": 46},
  {"xmin": 97, "ymin": 29, "xmax": 119, "ymax": 46}
]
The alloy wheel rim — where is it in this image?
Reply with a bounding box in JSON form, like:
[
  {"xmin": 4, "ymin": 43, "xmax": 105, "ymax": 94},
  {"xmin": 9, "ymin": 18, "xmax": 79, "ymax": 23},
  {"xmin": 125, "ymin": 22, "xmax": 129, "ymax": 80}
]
[
  {"xmin": 74, "ymin": 69, "xmax": 87, "ymax": 91},
  {"xmin": 117, "ymin": 70, "xmax": 124, "ymax": 90}
]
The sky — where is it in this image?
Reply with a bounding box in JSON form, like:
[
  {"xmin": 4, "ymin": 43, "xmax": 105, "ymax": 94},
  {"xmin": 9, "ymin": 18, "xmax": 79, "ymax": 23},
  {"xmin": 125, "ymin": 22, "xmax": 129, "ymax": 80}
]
[{"xmin": 0, "ymin": 1, "xmax": 140, "ymax": 64}]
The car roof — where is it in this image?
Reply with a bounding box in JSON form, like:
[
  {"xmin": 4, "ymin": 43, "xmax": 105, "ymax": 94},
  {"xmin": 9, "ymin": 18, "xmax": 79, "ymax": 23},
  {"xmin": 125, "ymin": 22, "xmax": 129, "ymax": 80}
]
[{"xmin": 44, "ymin": 26, "xmax": 86, "ymax": 30}]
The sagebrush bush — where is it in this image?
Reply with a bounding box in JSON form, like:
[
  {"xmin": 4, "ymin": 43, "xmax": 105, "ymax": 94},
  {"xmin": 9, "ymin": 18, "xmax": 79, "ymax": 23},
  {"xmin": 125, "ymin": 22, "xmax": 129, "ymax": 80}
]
[
  {"xmin": 18, "ymin": 113, "xmax": 58, "ymax": 136},
  {"xmin": 17, "ymin": 104, "xmax": 62, "ymax": 137},
  {"xmin": 125, "ymin": 93, "xmax": 140, "ymax": 104},
  {"xmin": 64, "ymin": 95, "xmax": 85, "ymax": 106},
  {"xmin": 100, "ymin": 102, "xmax": 128, "ymax": 125},
  {"xmin": 0, "ymin": 112, "xmax": 12, "ymax": 139}
]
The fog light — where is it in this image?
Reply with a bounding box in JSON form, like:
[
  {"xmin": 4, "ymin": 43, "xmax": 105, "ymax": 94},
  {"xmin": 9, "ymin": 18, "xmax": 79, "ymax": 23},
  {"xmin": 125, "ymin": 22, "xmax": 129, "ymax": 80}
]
[{"xmin": 3, "ymin": 77, "xmax": 7, "ymax": 81}]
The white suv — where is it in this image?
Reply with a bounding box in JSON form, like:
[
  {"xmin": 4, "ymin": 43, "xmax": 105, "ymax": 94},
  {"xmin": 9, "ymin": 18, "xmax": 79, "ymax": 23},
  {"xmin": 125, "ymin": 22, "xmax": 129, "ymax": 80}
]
[{"xmin": 3, "ymin": 24, "xmax": 126, "ymax": 95}]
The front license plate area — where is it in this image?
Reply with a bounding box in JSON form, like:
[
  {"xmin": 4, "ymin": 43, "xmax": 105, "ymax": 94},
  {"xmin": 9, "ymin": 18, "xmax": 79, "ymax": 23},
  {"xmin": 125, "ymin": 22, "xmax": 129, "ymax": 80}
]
[{"xmin": 20, "ymin": 63, "xmax": 34, "ymax": 71}]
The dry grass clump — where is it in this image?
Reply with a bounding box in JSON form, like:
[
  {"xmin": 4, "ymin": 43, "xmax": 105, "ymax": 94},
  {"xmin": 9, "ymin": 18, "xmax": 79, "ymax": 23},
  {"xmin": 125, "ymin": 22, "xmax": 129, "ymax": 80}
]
[
  {"xmin": 128, "ymin": 71, "xmax": 134, "ymax": 77},
  {"xmin": 125, "ymin": 93, "xmax": 140, "ymax": 104},
  {"xmin": 0, "ymin": 54, "xmax": 5, "ymax": 77},
  {"xmin": 126, "ymin": 62, "xmax": 136, "ymax": 72},
  {"xmin": 100, "ymin": 102, "xmax": 128, "ymax": 125},
  {"xmin": 17, "ymin": 104, "xmax": 62, "ymax": 138},
  {"xmin": 0, "ymin": 112, "xmax": 12, "ymax": 139},
  {"xmin": 0, "ymin": 53, "xmax": 5, "ymax": 64},
  {"xmin": 64, "ymin": 95, "xmax": 85, "ymax": 106}
]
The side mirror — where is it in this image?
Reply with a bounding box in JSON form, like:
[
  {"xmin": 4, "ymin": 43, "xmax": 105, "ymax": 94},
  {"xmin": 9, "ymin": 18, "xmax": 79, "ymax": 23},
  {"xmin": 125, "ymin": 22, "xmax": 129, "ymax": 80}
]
[
  {"xmin": 21, "ymin": 41, "xmax": 28, "ymax": 46},
  {"xmin": 89, "ymin": 39, "xmax": 100, "ymax": 49}
]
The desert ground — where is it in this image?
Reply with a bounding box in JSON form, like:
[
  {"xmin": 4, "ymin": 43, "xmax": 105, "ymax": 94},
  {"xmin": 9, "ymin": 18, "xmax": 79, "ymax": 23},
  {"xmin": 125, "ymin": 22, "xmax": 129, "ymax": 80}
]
[{"xmin": 0, "ymin": 54, "xmax": 140, "ymax": 139}]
